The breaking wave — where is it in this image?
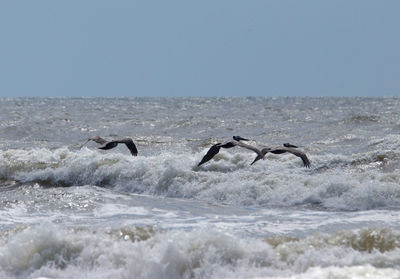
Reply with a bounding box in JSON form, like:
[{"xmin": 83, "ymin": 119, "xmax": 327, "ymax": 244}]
[
  {"xmin": 1, "ymin": 146, "xmax": 399, "ymax": 211},
  {"xmin": 1, "ymin": 224, "xmax": 400, "ymax": 279}
]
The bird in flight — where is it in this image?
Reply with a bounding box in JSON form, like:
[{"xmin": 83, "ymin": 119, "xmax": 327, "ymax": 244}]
[
  {"xmin": 197, "ymin": 136, "xmax": 252, "ymax": 166},
  {"xmin": 198, "ymin": 138, "xmax": 310, "ymax": 167},
  {"xmin": 241, "ymin": 142, "xmax": 311, "ymax": 167},
  {"xmin": 80, "ymin": 136, "xmax": 138, "ymax": 156}
]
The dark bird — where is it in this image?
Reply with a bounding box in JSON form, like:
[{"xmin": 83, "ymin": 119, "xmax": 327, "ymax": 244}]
[
  {"xmin": 197, "ymin": 136, "xmax": 250, "ymax": 166},
  {"xmin": 237, "ymin": 144, "xmax": 271, "ymax": 166},
  {"xmin": 241, "ymin": 143, "xmax": 311, "ymax": 167},
  {"xmin": 268, "ymin": 145, "xmax": 311, "ymax": 167},
  {"xmin": 80, "ymin": 136, "xmax": 138, "ymax": 156}
]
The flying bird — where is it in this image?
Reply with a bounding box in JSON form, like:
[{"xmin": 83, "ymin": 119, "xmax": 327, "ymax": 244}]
[
  {"xmin": 235, "ymin": 143, "xmax": 271, "ymax": 166},
  {"xmin": 80, "ymin": 136, "xmax": 138, "ymax": 156},
  {"xmin": 240, "ymin": 143, "xmax": 311, "ymax": 167},
  {"xmin": 197, "ymin": 136, "xmax": 250, "ymax": 166},
  {"xmin": 268, "ymin": 145, "xmax": 310, "ymax": 167}
]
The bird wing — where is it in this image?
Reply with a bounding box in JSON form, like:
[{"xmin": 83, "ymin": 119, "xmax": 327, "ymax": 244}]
[
  {"xmin": 236, "ymin": 141, "xmax": 271, "ymax": 166},
  {"xmin": 235, "ymin": 141, "xmax": 262, "ymax": 156},
  {"xmin": 98, "ymin": 141, "xmax": 118, "ymax": 150},
  {"xmin": 218, "ymin": 140, "xmax": 237, "ymax": 148},
  {"xmin": 198, "ymin": 143, "xmax": 221, "ymax": 166},
  {"xmin": 248, "ymin": 147, "xmax": 272, "ymax": 166},
  {"xmin": 116, "ymin": 138, "xmax": 138, "ymax": 156},
  {"xmin": 270, "ymin": 147, "xmax": 311, "ymax": 167},
  {"xmin": 101, "ymin": 138, "xmax": 137, "ymax": 156}
]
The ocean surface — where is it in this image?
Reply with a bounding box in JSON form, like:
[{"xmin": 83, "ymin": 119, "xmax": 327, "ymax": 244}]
[{"xmin": 0, "ymin": 97, "xmax": 399, "ymax": 279}]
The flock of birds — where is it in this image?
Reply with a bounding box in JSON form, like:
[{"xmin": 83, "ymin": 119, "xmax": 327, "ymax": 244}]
[{"xmin": 80, "ymin": 135, "xmax": 311, "ymax": 168}]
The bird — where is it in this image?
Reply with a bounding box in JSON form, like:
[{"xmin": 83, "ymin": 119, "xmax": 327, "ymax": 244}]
[
  {"xmin": 197, "ymin": 136, "xmax": 251, "ymax": 166},
  {"xmin": 236, "ymin": 143, "xmax": 271, "ymax": 166},
  {"xmin": 268, "ymin": 145, "xmax": 310, "ymax": 167},
  {"xmin": 239, "ymin": 143, "xmax": 311, "ymax": 167},
  {"xmin": 80, "ymin": 136, "xmax": 138, "ymax": 156}
]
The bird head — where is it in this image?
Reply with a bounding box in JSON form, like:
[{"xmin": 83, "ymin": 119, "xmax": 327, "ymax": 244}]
[
  {"xmin": 233, "ymin": 136, "xmax": 249, "ymax": 141},
  {"xmin": 283, "ymin": 143, "xmax": 298, "ymax": 148}
]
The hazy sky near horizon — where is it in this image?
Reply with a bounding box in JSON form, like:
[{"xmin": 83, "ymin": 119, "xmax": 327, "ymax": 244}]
[{"xmin": 1, "ymin": 1, "xmax": 399, "ymax": 98}]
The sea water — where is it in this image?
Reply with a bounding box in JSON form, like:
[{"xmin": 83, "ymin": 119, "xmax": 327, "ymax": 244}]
[{"xmin": 0, "ymin": 97, "xmax": 399, "ymax": 279}]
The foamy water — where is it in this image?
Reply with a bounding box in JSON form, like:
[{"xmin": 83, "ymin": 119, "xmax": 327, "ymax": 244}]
[{"xmin": 0, "ymin": 97, "xmax": 399, "ymax": 278}]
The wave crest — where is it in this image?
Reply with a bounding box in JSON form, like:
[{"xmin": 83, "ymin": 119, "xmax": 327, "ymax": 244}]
[{"xmin": 1, "ymin": 147, "xmax": 400, "ymax": 211}]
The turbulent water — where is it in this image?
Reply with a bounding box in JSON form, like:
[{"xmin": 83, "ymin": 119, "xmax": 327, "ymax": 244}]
[{"xmin": 0, "ymin": 97, "xmax": 399, "ymax": 279}]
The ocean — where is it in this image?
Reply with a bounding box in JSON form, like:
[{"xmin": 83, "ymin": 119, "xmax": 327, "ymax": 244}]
[{"xmin": 0, "ymin": 97, "xmax": 399, "ymax": 279}]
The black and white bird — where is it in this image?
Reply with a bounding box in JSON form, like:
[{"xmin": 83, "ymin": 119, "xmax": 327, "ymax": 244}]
[{"xmin": 80, "ymin": 136, "xmax": 138, "ymax": 156}]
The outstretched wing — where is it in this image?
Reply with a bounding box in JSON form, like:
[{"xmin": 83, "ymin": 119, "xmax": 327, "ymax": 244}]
[
  {"xmin": 236, "ymin": 141, "xmax": 272, "ymax": 166},
  {"xmin": 235, "ymin": 141, "xmax": 262, "ymax": 156},
  {"xmin": 118, "ymin": 138, "xmax": 138, "ymax": 156},
  {"xmin": 103, "ymin": 138, "xmax": 138, "ymax": 156},
  {"xmin": 270, "ymin": 147, "xmax": 311, "ymax": 168},
  {"xmin": 250, "ymin": 147, "xmax": 272, "ymax": 165},
  {"xmin": 198, "ymin": 143, "xmax": 221, "ymax": 166}
]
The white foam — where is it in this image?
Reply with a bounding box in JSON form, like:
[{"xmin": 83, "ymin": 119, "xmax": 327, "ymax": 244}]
[
  {"xmin": 257, "ymin": 265, "xmax": 400, "ymax": 279},
  {"xmin": 2, "ymin": 224, "xmax": 400, "ymax": 279},
  {"xmin": 1, "ymin": 146, "xmax": 400, "ymax": 211}
]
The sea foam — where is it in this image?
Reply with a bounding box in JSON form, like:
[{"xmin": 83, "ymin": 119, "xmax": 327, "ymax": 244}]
[
  {"xmin": 1, "ymin": 146, "xmax": 400, "ymax": 211},
  {"xmin": 1, "ymin": 224, "xmax": 400, "ymax": 279}
]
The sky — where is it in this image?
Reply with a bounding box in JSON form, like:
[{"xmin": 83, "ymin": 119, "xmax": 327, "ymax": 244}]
[{"xmin": 1, "ymin": 1, "xmax": 399, "ymax": 98}]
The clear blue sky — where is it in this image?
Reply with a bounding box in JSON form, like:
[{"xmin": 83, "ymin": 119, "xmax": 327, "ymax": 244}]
[{"xmin": 1, "ymin": 1, "xmax": 399, "ymax": 97}]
